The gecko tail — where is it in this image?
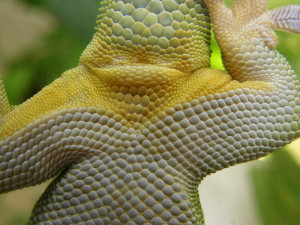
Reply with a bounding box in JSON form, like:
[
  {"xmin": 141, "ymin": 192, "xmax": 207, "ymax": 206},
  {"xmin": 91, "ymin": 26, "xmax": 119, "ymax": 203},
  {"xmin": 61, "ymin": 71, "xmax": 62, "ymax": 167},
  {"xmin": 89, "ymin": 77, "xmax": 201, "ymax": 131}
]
[
  {"xmin": 0, "ymin": 76, "xmax": 11, "ymax": 118},
  {"xmin": 269, "ymin": 5, "xmax": 300, "ymax": 34}
]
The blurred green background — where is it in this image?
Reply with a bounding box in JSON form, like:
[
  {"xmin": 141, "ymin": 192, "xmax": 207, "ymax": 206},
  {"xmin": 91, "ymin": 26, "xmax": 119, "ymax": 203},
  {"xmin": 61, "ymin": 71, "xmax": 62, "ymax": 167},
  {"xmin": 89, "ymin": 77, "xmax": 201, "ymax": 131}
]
[{"xmin": 0, "ymin": 0, "xmax": 299, "ymax": 225}]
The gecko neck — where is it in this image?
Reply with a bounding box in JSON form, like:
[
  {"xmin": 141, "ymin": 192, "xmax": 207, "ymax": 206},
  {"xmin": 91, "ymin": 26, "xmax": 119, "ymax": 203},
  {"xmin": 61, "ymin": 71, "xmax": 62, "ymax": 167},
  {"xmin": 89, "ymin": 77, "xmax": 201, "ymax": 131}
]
[{"xmin": 80, "ymin": 0, "xmax": 211, "ymax": 73}]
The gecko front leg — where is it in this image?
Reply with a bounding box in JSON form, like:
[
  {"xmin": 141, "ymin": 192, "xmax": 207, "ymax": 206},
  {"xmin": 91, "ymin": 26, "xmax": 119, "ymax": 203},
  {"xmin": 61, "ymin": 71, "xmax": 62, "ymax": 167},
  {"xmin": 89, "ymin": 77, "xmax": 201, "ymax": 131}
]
[{"xmin": 205, "ymin": 0, "xmax": 300, "ymax": 88}]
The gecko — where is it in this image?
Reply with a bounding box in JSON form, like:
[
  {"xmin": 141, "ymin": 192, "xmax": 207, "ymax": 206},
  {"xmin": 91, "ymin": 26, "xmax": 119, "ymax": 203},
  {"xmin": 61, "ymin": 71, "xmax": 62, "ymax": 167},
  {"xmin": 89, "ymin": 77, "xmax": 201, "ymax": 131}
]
[{"xmin": 1, "ymin": 0, "xmax": 300, "ymax": 224}]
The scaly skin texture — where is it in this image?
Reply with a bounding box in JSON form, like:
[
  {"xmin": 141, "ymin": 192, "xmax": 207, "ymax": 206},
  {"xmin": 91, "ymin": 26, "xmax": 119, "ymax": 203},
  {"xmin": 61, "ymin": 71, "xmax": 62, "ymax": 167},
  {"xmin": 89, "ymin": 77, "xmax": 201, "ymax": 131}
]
[{"xmin": 1, "ymin": 0, "xmax": 300, "ymax": 224}]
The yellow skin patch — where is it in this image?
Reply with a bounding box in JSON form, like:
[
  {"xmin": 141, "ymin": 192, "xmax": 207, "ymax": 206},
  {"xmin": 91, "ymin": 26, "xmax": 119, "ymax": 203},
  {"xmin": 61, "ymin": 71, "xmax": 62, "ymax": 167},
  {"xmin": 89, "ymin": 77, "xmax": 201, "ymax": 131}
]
[
  {"xmin": 0, "ymin": 0, "xmax": 300, "ymax": 224},
  {"xmin": 0, "ymin": 65, "xmax": 273, "ymax": 139}
]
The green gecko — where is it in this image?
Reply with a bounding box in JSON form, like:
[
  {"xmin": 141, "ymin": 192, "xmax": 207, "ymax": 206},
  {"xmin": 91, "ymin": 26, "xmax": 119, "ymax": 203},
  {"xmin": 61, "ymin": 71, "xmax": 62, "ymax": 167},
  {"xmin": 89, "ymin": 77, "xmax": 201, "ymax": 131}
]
[{"xmin": 1, "ymin": 0, "xmax": 300, "ymax": 224}]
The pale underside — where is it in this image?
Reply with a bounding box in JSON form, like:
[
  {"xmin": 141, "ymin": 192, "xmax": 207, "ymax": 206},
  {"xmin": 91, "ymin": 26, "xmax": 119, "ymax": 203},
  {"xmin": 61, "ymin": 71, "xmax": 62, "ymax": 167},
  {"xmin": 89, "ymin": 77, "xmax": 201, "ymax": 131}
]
[{"xmin": 0, "ymin": 0, "xmax": 300, "ymax": 224}]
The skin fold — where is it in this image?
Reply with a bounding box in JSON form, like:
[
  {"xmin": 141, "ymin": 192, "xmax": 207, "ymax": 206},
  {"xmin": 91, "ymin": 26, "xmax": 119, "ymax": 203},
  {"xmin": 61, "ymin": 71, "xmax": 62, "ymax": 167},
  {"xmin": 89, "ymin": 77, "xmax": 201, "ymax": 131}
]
[{"xmin": 0, "ymin": 0, "xmax": 300, "ymax": 224}]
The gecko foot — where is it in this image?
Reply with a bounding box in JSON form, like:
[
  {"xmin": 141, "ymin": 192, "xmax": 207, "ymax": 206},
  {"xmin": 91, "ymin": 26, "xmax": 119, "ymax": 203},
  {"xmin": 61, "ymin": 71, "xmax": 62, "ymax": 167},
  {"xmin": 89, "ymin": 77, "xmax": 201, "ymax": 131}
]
[{"xmin": 205, "ymin": 0, "xmax": 300, "ymax": 49}]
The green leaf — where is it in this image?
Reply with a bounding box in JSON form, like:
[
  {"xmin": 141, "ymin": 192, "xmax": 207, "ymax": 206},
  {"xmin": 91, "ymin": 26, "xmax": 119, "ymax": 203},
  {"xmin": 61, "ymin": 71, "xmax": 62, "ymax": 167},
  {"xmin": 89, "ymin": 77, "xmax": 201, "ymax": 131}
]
[{"xmin": 252, "ymin": 150, "xmax": 300, "ymax": 225}]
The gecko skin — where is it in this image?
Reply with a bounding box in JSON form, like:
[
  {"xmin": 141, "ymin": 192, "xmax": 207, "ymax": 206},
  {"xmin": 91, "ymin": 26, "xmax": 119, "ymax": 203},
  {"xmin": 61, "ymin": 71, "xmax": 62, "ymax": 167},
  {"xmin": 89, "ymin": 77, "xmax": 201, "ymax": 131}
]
[{"xmin": 1, "ymin": 0, "xmax": 300, "ymax": 224}]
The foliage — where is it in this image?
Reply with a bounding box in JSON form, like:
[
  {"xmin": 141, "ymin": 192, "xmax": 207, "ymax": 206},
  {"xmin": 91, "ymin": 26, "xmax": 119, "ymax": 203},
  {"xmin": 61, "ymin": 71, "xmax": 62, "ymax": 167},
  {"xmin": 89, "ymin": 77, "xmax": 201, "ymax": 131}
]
[
  {"xmin": 252, "ymin": 150, "xmax": 300, "ymax": 225},
  {"xmin": 4, "ymin": 0, "xmax": 98, "ymax": 105}
]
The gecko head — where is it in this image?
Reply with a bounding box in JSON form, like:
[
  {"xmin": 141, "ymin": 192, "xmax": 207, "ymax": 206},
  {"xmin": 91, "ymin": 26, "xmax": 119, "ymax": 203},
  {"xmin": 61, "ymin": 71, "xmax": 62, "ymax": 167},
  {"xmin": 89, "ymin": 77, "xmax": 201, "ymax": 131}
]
[{"xmin": 80, "ymin": 0, "xmax": 211, "ymax": 73}]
